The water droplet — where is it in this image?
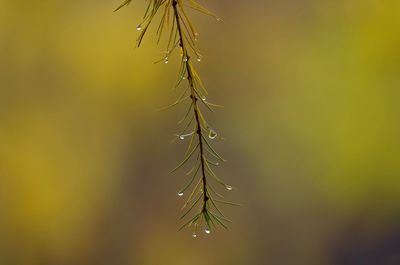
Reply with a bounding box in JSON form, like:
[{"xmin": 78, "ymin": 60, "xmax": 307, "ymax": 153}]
[
  {"xmin": 183, "ymin": 57, "xmax": 188, "ymax": 62},
  {"xmin": 197, "ymin": 58, "xmax": 202, "ymax": 62},
  {"xmin": 226, "ymin": 185, "xmax": 233, "ymax": 191},
  {"xmin": 180, "ymin": 75, "xmax": 186, "ymax": 80},
  {"xmin": 216, "ymin": 17, "xmax": 223, "ymax": 22},
  {"xmin": 136, "ymin": 25, "xmax": 142, "ymax": 31},
  {"xmin": 177, "ymin": 191, "xmax": 184, "ymax": 196},
  {"xmin": 164, "ymin": 57, "xmax": 169, "ymax": 64},
  {"xmin": 205, "ymin": 228, "xmax": 211, "ymax": 234},
  {"xmin": 208, "ymin": 129, "xmax": 217, "ymax": 139},
  {"xmin": 201, "ymin": 96, "xmax": 206, "ymax": 101},
  {"xmin": 215, "ymin": 162, "xmax": 220, "ymax": 166},
  {"xmin": 179, "ymin": 135, "xmax": 185, "ymax": 140},
  {"xmin": 192, "ymin": 233, "xmax": 197, "ymax": 238}
]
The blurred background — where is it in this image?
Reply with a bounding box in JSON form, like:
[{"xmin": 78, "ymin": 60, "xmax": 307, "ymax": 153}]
[{"xmin": 1, "ymin": 0, "xmax": 400, "ymax": 264}]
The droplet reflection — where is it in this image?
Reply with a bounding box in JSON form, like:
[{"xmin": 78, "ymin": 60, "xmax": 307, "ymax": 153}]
[{"xmin": 208, "ymin": 129, "xmax": 217, "ymax": 139}]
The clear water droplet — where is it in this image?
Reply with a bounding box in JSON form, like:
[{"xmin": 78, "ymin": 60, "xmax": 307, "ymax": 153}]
[
  {"xmin": 164, "ymin": 57, "xmax": 169, "ymax": 64},
  {"xmin": 136, "ymin": 25, "xmax": 142, "ymax": 31},
  {"xmin": 192, "ymin": 233, "xmax": 197, "ymax": 238},
  {"xmin": 197, "ymin": 58, "xmax": 202, "ymax": 62},
  {"xmin": 183, "ymin": 57, "xmax": 188, "ymax": 62},
  {"xmin": 205, "ymin": 228, "xmax": 211, "ymax": 234},
  {"xmin": 208, "ymin": 129, "xmax": 217, "ymax": 139},
  {"xmin": 201, "ymin": 96, "xmax": 206, "ymax": 101},
  {"xmin": 177, "ymin": 191, "xmax": 184, "ymax": 196},
  {"xmin": 226, "ymin": 185, "xmax": 233, "ymax": 191},
  {"xmin": 215, "ymin": 162, "xmax": 220, "ymax": 166}
]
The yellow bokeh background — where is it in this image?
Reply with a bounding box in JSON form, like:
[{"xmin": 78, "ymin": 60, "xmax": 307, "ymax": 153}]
[{"xmin": 1, "ymin": 1, "xmax": 400, "ymax": 264}]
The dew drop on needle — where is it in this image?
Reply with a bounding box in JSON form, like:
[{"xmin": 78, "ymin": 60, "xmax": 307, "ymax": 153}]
[{"xmin": 208, "ymin": 129, "xmax": 217, "ymax": 139}]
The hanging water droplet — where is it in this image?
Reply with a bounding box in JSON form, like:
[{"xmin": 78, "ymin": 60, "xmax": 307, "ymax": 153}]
[
  {"xmin": 180, "ymin": 75, "xmax": 186, "ymax": 80},
  {"xmin": 192, "ymin": 233, "xmax": 197, "ymax": 238},
  {"xmin": 183, "ymin": 57, "xmax": 188, "ymax": 62},
  {"xmin": 201, "ymin": 96, "xmax": 206, "ymax": 101},
  {"xmin": 179, "ymin": 135, "xmax": 185, "ymax": 140},
  {"xmin": 197, "ymin": 58, "xmax": 202, "ymax": 62},
  {"xmin": 208, "ymin": 129, "xmax": 217, "ymax": 139},
  {"xmin": 164, "ymin": 57, "xmax": 169, "ymax": 64},
  {"xmin": 215, "ymin": 162, "xmax": 220, "ymax": 166},
  {"xmin": 226, "ymin": 185, "xmax": 233, "ymax": 191},
  {"xmin": 177, "ymin": 191, "xmax": 184, "ymax": 197},
  {"xmin": 205, "ymin": 228, "xmax": 211, "ymax": 234},
  {"xmin": 136, "ymin": 25, "xmax": 142, "ymax": 31}
]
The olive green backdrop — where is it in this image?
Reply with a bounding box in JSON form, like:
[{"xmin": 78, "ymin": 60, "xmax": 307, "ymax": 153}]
[{"xmin": 1, "ymin": 1, "xmax": 400, "ymax": 264}]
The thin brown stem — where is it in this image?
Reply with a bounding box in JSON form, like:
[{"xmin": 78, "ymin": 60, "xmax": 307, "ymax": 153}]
[{"xmin": 173, "ymin": 0, "xmax": 209, "ymax": 212}]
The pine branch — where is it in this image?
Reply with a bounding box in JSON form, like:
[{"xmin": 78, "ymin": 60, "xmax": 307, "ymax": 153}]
[{"xmin": 115, "ymin": 0, "xmax": 236, "ymax": 237}]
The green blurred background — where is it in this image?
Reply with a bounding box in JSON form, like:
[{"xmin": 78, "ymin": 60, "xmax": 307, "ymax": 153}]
[{"xmin": 1, "ymin": 1, "xmax": 400, "ymax": 264}]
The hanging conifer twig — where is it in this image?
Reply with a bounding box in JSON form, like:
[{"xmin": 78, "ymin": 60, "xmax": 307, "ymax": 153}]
[{"xmin": 115, "ymin": 0, "xmax": 239, "ymax": 237}]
